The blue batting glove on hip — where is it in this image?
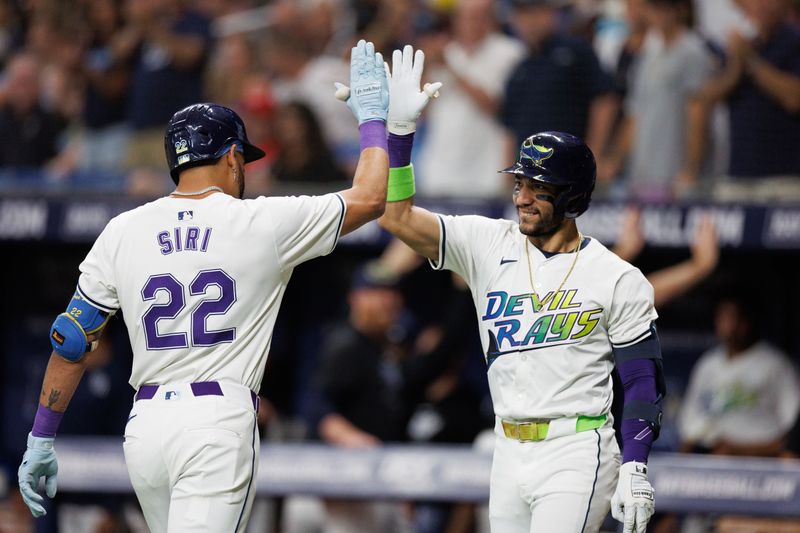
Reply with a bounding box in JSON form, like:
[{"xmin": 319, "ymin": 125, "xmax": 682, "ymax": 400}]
[
  {"xmin": 334, "ymin": 39, "xmax": 388, "ymax": 124},
  {"xmin": 18, "ymin": 432, "xmax": 58, "ymax": 517}
]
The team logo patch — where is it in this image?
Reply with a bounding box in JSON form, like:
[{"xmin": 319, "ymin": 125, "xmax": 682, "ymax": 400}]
[
  {"xmin": 177, "ymin": 154, "xmax": 190, "ymax": 165},
  {"xmin": 178, "ymin": 211, "xmax": 193, "ymax": 221},
  {"xmin": 174, "ymin": 139, "xmax": 188, "ymax": 154},
  {"xmin": 520, "ymin": 138, "xmax": 554, "ymax": 168},
  {"xmin": 51, "ymin": 329, "xmax": 65, "ymax": 346}
]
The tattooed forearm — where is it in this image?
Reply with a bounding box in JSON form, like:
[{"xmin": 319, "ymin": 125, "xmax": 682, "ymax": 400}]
[{"xmin": 46, "ymin": 389, "xmax": 61, "ymax": 409}]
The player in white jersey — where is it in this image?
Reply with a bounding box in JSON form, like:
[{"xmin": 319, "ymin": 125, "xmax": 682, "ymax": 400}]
[
  {"xmin": 374, "ymin": 45, "xmax": 666, "ymax": 533},
  {"xmin": 16, "ymin": 39, "xmax": 403, "ymax": 532}
]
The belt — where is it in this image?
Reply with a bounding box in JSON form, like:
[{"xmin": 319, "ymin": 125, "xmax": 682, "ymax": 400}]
[
  {"xmin": 501, "ymin": 414, "xmax": 607, "ymax": 442},
  {"xmin": 135, "ymin": 381, "xmax": 258, "ymax": 411}
]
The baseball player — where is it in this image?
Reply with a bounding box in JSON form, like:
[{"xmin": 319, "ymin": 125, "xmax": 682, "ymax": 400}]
[
  {"xmin": 375, "ymin": 45, "xmax": 665, "ymax": 533},
  {"xmin": 17, "ymin": 39, "xmax": 391, "ymax": 532}
]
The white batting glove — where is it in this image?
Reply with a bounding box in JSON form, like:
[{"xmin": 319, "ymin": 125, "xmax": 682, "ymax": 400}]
[
  {"xmin": 386, "ymin": 45, "xmax": 442, "ymax": 134},
  {"xmin": 335, "ymin": 44, "xmax": 442, "ymax": 134},
  {"xmin": 611, "ymin": 461, "xmax": 655, "ymax": 533}
]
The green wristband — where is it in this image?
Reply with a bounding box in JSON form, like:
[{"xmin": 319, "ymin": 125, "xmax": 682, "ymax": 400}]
[{"xmin": 387, "ymin": 164, "xmax": 416, "ymax": 202}]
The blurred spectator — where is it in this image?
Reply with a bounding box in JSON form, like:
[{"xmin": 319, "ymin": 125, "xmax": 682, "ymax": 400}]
[
  {"xmin": 654, "ymin": 293, "xmax": 800, "ymax": 533},
  {"xmin": 678, "ymin": 293, "xmax": 800, "ymax": 456},
  {"xmin": 316, "ymin": 262, "xmax": 408, "ymax": 447},
  {"xmin": 77, "ymin": 0, "xmax": 131, "ymax": 173},
  {"xmin": 265, "ymin": 30, "xmax": 359, "ymax": 171},
  {"xmin": 205, "ymin": 34, "xmax": 257, "ymax": 107},
  {"xmin": 693, "ymin": 0, "xmax": 753, "ymax": 49},
  {"xmin": 611, "ymin": 209, "xmax": 720, "ymax": 308},
  {"xmin": 416, "ymin": 0, "xmax": 525, "ymax": 198},
  {"xmin": 601, "ymin": 0, "xmax": 713, "ymax": 200},
  {"xmin": 270, "ymin": 101, "xmax": 348, "ymax": 186},
  {"xmin": 235, "ymin": 84, "xmax": 278, "ymax": 195},
  {"xmin": 361, "ymin": 0, "xmax": 417, "ymax": 54},
  {"xmin": 500, "ymin": 0, "xmax": 617, "ymax": 164},
  {"xmin": 404, "ymin": 273, "xmax": 490, "ymax": 533},
  {"xmin": 699, "ymin": 0, "xmax": 800, "ymax": 200},
  {"xmin": 0, "ymin": 0, "xmax": 21, "ymax": 70},
  {"xmin": 314, "ymin": 261, "xmax": 409, "ymax": 533},
  {"xmin": 270, "ymin": 0, "xmax": 352, "ymax": 56},
  {"xmin": 0, "ymin": 52, "xmax": 66, "ymax": 170},
  {"xmin": 112, "ymin": 0, "xmax": 212, "ymax": 172},
  {"xmin": 612, "ymin": 0, "xmax": 651, "ymax": 99},
  {"xmin": 56, "ymin": 332, "xmax": 136, "ymax": 533}
]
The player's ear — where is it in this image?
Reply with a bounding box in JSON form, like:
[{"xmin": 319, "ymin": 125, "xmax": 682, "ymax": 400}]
[{"xmin": 227, "ymin": 145, "xmax": 237, "ymax": 169}]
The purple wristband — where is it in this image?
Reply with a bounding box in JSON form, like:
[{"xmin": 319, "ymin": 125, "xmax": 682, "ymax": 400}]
[
  {"xmin": 388, "ymin": 132, "xmax": 414, "ymax": 168},
  {"xmin": 359, "ymin": 120, "xmax": 387, "ymax": 152},
  {"xmin": 621, "ymin": 418, "xmax": 654, "ymax": 463},
  {"xmin": 31, "ymin": 404, "xmax": 63, "ymax": 438}
]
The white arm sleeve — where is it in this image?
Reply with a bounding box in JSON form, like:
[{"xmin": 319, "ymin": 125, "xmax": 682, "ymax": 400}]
[
  {"xmin": 263, "ymin": 193, "xmax": 346, "ymax": 271},
  {"xmin": 428, "ymin": 214, "xmax": 502, "ymax": 288},
  {"xmin": 77, "ymin": 218, "xmax": 121, "ymax": 313},
  {"xmin": 607, "ymin": 268, "xmax": 658, "ymax": 347}
]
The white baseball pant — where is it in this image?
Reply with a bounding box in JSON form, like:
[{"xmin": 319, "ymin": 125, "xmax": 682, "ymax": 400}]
[
  {"xmin": 123, "ymin": 381, "xmax": 259, "ymax": 533},
  {"xmin": 489, "ymin": 419, "xmax": 620, "ymax": 533}
]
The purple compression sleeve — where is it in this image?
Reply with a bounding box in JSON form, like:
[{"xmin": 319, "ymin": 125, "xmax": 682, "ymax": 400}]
[
  {"xmin": 359, "ymin": 120, "xmax": 387, "ymax": 152},
  {"xmin": 388, "ymin": 132, "xmax": 414, "ymax": 168},
  {"xmin": 31, "ymin": 404, "xmax": 64, "ymax": 438},
  {"xmin": 618, "ymin": 358, "xmax": 658, "ymax": 463}
]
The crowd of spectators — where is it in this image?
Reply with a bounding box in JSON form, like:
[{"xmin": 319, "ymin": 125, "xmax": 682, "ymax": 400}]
[{"xmin": 0, "ymin": 0, "xmax": 796, "ymax": 200}]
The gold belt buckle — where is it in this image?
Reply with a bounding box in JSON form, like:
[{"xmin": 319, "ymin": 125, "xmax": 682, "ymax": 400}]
[{"xmin": 502, "ymin": 420, "xmax": 549, "ymax": 442}]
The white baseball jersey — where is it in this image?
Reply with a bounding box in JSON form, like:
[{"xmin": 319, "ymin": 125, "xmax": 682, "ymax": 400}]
[
  {"xmin": 77, "ymin": 192, "xmax": 346, "ymax": 391},
  {"xmin": 679, "ymin": 340, "xmax": 800, "ymax": 446},
  {"xmin": 431, "ymin": 215, "xmax": 657, "ymax": 421}
]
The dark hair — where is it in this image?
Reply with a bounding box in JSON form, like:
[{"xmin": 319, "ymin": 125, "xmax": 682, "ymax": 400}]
[
  {"xmin": 713, "ymin": 291, "xmax": 759, "ymax": 329},
  {"xmin": 647, "ymin": 0, "xmax": 695, "ymax": 27},
  {"xmin": 276, "ymin": 102, "xmax": 332, "ymax": 163},
  {"xmin": 272, "ymin": 101, "xmax": 346, "ymax": 183}
]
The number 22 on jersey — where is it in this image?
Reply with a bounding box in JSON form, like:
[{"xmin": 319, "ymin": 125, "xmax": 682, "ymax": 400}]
[{"xmin": 141, "ymin": 268, "xmax": 237, "ymax": 350}]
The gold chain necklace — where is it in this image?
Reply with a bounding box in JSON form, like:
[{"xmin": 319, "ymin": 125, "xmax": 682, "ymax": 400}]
[{"xmin": 524, "ymin": 232, "xmax": 583, "ymax": 312}]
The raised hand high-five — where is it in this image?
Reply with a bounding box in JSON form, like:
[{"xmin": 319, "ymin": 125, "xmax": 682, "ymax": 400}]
[
  {"xmin": 335, "ymin": 43, "xmax": 441, "ymax": 134},
  {"xmin": 334, "ymin": 39, "xmax": 389, "ymax": 125},
  {"xmin": 385, "ymin": 44, "xmax": 442, "ymax": 135}
]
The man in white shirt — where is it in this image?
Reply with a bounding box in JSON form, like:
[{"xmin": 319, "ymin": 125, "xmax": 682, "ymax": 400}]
[
  {"xmin": 417, "ymin": 0, "xmax": 525, "ymax": 198},
  {"xmin": 680, "ymin": 294, "xmax": 800, "ymax": 455}
]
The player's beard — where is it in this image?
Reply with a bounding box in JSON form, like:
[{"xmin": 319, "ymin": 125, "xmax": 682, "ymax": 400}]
[{"xmin": 517, "ymin": 206, "xmax": 564, "ymax": 237}]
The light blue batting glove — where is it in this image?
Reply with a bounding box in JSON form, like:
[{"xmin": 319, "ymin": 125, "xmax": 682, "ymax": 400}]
[
  {"xmin": 18, "ymin": 432, "xmax": 58, "ymax": 517},
  {"xmin": 334, "ymin": 39, "xmax": 388, "ymax": 124}
]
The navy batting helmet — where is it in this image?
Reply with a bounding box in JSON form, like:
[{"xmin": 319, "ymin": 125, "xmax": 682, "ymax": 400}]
[
  {"xmin": 499, "ymin": 131, "xmax": 596, "ymax": 218},
  {"xmin": 164, "ymin": 103, "xmax": 266, "ymax": 183}
]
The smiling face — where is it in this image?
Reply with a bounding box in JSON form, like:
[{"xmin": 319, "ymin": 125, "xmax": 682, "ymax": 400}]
[{"xmin": 513, "ymin": 177, "xmax": 564, "ymax": 237}]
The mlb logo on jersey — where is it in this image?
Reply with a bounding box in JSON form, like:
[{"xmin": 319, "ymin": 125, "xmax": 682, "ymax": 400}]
[
  {"xmin": 178, "ymin": 211, "xmax": 193, "ymax": 221},
  {"xmin": 165, "ymin": 390, "xmax": 181, "ymax": 400}
]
